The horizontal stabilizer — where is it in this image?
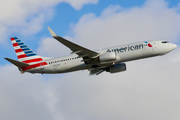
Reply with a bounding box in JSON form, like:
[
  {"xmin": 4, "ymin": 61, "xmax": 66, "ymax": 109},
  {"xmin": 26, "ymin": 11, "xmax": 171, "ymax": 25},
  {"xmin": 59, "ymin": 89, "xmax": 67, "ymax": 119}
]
[{"xmin": 4, "ymin": 58, "xmax": 30, "ymax": 68}]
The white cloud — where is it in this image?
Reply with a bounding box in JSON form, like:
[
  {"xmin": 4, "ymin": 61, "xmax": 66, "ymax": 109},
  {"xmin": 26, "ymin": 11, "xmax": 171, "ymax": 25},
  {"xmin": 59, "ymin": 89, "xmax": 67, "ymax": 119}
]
[
  {"xmin": 0, "ymin": 65, "xmax": 52, "ymax": 120},
  {"xmin": 2, "ymin": 50, "xmax": 180, "ymax": 120},
  {"xmin": 0, "ymin": 0, "xmax": 99, "ymax": 44},
  {"xmin": 2, "ymin": 0, "xmax": 180, "ymax": 120},
  {"xmin": 38, "ymin": 0, "xmax": 180, "ymax": 57},
  {"xmin": 65, "ymin": 0, "xmax": 98, "ymax": 10},
  {"xmin": 37, "ymin": 37, "xmax": 72, "ymax": 57},
  {"xmin": 70, "ymin": 0, "xmax": 180, "ymax": 50}
]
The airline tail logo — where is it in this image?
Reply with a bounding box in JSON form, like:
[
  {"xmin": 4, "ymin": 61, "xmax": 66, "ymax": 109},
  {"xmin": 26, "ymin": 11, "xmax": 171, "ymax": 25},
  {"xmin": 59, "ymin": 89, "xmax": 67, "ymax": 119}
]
[
  {"xmin": 11, "ymin": 37, "xmax": 37, "ymax": 59},
  {"xmin": 11, "ymin": 37, "xmax": 47, "ymax": 71},
  {"xmin": 145, "ymin": 41, "xmax": 153, "ymax": 47}
]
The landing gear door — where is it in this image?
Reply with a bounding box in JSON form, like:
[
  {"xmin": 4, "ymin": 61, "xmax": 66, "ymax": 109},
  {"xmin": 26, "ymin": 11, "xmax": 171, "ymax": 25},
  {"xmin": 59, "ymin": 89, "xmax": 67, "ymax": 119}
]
[{"xmin": 153, "ymin": 42, "xmax": 157, "ymax": 53}]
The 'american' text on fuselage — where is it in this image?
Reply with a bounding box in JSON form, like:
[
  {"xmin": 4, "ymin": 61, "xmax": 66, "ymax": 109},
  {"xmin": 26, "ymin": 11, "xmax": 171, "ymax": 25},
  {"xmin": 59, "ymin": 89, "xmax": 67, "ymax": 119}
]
[{"xmin": 106, "ymin": 44, "xmax": 144, "ymax": 53}]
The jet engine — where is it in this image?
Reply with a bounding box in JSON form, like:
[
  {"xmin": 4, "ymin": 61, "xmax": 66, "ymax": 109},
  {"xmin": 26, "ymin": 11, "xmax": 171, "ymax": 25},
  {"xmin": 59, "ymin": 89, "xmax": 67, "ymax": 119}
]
[
  {"xmin": 99, "ymin": 52, "xmax": 119, "ymax": 62},
  {"xmin": 106, "ymin": 63, "xmax": 126, "ymax": 73}
]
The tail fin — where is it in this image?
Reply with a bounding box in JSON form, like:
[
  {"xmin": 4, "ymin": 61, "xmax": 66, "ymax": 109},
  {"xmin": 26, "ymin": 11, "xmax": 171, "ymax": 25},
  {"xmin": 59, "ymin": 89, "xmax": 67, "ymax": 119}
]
[{"xmin": 10, "ymin": 37, "xmax": 44, "ymax": 64}]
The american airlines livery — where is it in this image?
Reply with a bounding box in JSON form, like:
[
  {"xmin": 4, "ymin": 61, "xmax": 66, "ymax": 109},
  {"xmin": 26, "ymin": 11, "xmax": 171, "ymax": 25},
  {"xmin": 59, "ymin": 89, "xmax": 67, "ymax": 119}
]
[{"xmin": 5, "ymin": 27, "xmax": 177, "ymax": 75}]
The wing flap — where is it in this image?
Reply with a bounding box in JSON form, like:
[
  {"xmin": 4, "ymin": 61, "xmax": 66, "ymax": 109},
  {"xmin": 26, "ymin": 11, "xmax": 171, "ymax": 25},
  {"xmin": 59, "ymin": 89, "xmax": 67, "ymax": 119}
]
[{"xmin": 88, "ymin": 68, "xmax": 105, "ymax": 76}]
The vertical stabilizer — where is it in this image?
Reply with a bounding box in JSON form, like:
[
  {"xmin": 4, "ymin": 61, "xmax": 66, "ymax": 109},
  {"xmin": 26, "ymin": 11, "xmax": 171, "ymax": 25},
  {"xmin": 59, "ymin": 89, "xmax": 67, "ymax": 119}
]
[{"xmin": 10, "ymin": 37, "xmax": 44, "ymax": 65}]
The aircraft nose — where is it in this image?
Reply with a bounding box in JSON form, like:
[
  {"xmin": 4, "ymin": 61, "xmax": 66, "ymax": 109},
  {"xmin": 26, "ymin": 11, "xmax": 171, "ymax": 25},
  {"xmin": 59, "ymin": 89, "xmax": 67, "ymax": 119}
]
[{"xmin": 171, "ymin": 43, "xmax": 177, "ymax": 50}]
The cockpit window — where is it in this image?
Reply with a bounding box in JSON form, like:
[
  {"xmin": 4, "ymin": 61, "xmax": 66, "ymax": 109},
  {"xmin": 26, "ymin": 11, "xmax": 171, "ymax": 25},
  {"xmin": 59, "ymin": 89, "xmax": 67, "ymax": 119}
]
[{"xmin": 162, "ymin": 41, "xmax": 169, "ymax": 43}]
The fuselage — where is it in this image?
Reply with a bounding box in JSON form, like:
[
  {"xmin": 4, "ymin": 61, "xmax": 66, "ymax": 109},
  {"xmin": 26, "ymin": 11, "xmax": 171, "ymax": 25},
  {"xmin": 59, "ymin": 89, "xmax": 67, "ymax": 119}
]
[{"xmin": 25, "ymin": 40, "xmax": 177, "ymax": 74}]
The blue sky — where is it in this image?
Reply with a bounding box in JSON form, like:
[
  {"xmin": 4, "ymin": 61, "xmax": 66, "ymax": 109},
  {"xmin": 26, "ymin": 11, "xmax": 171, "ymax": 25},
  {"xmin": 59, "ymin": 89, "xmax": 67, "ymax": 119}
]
[
  {"xmin": 1, "ymin": 1, "xmax": 180, "ymax": 120},
  {"xmin": 1, "ymin": 0, "xmax": 180, "ymax": 65}
]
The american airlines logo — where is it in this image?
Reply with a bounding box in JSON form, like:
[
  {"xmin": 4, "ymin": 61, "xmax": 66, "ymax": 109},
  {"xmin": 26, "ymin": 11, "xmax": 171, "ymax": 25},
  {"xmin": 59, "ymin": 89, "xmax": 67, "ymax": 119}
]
[
  {"xmin": 106, "ymin": 41, "xmax": 153, "ymax": 53},
  {"xmin": 145, "ymin": 41, "xmax": 153, "ymax": 47}
]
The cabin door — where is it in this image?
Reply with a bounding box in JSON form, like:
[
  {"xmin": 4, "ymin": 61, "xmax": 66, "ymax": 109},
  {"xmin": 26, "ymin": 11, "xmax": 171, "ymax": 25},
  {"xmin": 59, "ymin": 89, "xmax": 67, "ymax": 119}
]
[{"xmin": 40, "ymin": 62, "xmax": 44, "ymax": 70}]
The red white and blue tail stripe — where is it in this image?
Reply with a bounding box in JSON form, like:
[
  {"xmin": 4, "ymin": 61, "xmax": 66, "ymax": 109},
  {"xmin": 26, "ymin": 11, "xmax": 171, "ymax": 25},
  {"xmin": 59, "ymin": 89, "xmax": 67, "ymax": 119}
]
[{"xmin": 11, "ymin": 37, "xmax": 47, "ymax": 71}]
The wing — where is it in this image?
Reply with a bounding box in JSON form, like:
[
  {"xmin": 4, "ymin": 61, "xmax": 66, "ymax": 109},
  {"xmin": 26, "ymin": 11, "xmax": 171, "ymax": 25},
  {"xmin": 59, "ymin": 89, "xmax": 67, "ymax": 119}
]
[{"xmin": 47, "ymin": 27, "xmax": 99, "ymax": 58}]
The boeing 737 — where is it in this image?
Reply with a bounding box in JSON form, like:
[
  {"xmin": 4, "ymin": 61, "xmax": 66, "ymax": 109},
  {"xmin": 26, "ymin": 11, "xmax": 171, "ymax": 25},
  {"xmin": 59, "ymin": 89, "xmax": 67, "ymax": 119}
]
[{"xmin": 4, "ymin": 27, "xmax": 177, "ymax": 75}]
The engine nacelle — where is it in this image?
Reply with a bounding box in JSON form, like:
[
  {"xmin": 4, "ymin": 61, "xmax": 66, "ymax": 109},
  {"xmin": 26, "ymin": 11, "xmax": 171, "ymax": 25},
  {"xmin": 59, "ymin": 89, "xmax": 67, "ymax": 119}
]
[
  {"xmin": 106, "ymin": 63, "xmax": 126, "ymax": 73},
  {"xmin": 99, "ymin": 53, "xmax": 116, "ymax": 62}
]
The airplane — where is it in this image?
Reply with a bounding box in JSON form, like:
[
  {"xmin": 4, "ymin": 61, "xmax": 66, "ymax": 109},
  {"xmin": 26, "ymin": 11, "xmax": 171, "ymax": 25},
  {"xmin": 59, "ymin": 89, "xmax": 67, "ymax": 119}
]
[{"xmin": 4, "ymin": 27, "xmax": 177, "ymax": 75}]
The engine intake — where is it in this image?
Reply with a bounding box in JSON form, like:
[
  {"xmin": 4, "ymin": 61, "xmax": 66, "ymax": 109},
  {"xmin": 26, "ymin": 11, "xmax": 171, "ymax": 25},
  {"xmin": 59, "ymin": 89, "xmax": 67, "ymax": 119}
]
[{"xmin": 106, "ymin": 63, "xmax": 126, "ymax": 73}]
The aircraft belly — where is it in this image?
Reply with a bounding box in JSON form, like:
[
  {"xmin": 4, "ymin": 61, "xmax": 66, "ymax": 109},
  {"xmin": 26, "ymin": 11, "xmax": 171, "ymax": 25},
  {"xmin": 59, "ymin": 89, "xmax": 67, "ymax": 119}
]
[
  {"xmin": 54, "ymin": 61, "xmax": 87, "ymax": 73},
  {"xmin": 44, "ymin": 65, "xmax": 58, "ymax": 73},
  {"xmin": 119, "ymin": 50, "xmax": 143, "ymax": 62},
  {"xmin": 24, "ymin": 64, "xmax": 57, "ymax": 74},
  {"xmin": 25, "ymin": 67, "xmax": 41, "ymax": 73},
  {"xmin": 29, "ymin": 65, "xmax": 56, "ymax": 73}
]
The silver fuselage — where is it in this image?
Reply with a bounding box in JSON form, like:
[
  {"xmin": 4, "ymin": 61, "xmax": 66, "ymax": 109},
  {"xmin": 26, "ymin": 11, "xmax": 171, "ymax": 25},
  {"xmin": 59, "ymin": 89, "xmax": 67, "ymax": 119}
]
[{"xmin": 26, "ymin": 40, "xmax": 177, "ymax": 74}]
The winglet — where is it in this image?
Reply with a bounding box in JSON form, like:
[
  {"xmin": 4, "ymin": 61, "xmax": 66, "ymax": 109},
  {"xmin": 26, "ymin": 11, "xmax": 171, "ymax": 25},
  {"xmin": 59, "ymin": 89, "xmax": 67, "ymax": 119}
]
[{"xmin": 47, "ymin": 27, "xmax": 58, "ymax": 37}]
